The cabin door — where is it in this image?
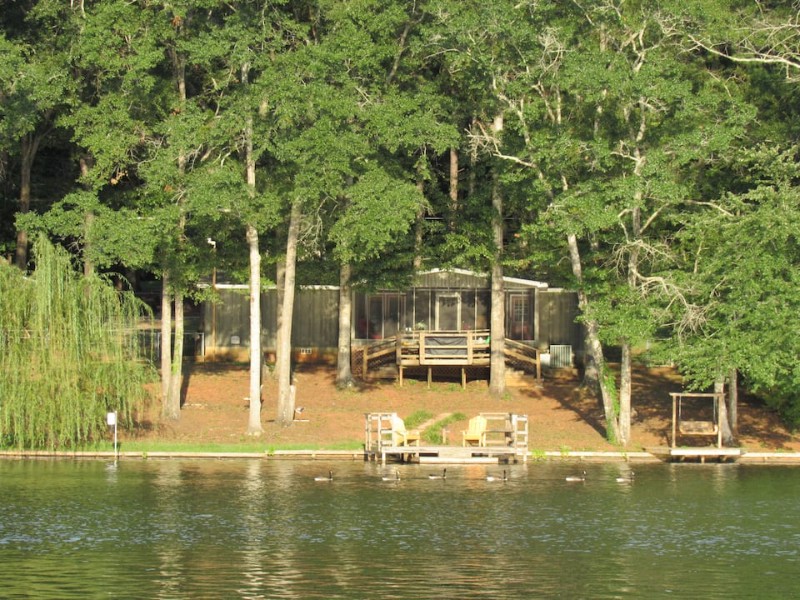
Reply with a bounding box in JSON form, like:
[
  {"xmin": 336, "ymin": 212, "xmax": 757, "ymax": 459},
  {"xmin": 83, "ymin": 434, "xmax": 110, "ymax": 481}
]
[
  {"xmin": 436, "ymin": 293, "xmax": 460, "ymax": 331},
  {"xmin": 507, "ymin": 293, "xmax": 531, "ymax": 340}
]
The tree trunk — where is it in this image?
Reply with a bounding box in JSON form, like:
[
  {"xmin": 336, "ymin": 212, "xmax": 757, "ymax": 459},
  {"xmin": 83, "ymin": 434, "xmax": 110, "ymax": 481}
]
[
  {"xmin": 715, "ymin": 377, "xmax": 735, "ymax": 445},
  {"xmin": 160, "ymin": 271, "xmax": 174, "ymax": 418},
  {"xmin": 489, "ymin": 144, "xmax": 506, "ymax": 396},
  {"xmin": 272, "ymin": 260, "xmax": 285, "ymax": 379},
  {"xmin": 567, "ymin": 233, "xmax": 620, "ymax": 442},
  {"xmin": 161, "ymin": 42, "xmax": 188, "ymax": 421},
  {"xmin": 14, "ymin": 134, "xmax": 40, "ymax": 270},
  {"xmin": 276, "ymin": 201, "xmax": 301, "ymax": 426},
  {"xmin": 619, "ymin": 342, "xmax": 632, "ymax": 446},
  {"xmin": 449, "ymin": 146, "xmax": 458, "ymax": 230},
  {"xmin": 413, "ymin": 162, "xmax": 425, "ymax": 271},
  {"xmin": 728, "ymin": 369, "xmax": 738, "ymax": 436},
  {"xmin": 336, "ymin": 262, "xmax": 354, "ymax": 388},
  {"xmin": 243, "ymin": 78, "xmax": 263, "ymax": 436},
  {"xmin": 246, "ymin": 224, "xmax": 263, "ymax": 435},
  {"xmin": 166, "ymin": 291, "xmax": 184, "ymax": 418}
]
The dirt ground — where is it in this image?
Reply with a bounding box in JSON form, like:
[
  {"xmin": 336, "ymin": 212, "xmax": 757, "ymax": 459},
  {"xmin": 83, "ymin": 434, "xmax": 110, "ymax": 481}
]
[{"xmin": 132, "ymin": 362, "xmax": 800, "ymax": 452}]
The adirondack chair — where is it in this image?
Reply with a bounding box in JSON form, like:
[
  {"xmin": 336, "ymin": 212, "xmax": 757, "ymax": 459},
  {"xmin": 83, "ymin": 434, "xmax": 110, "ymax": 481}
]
[
  {"xmin": 462, "ymin": 415, "xmax": 487, "ymax": 446},
  {"xmin": 391, "ymin": 414, "xmax": 420, "ymax": 447}
]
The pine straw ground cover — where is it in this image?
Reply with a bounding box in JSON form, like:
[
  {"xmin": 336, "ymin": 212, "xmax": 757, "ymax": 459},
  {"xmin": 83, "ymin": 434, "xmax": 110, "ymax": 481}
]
[{"xmin": 126, "ymin": 362, "xmax": 800, "ymax": 454}]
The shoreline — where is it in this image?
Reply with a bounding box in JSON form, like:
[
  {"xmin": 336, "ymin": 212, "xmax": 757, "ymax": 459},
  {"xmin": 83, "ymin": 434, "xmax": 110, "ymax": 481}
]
[{"xmin": 3, "ymin": 448, "xmax": 800, "ymax": 464}]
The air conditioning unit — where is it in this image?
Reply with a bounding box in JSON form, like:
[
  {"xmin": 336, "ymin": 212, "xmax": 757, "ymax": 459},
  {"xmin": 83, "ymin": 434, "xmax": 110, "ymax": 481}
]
[{"xmin": 549, "ymin": 345, "xmax": 573, "ymax": 368}]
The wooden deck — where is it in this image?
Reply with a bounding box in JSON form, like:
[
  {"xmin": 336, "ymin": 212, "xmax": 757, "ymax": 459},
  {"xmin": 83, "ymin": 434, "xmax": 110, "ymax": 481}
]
[
  {"xmin": 397, "ymin": 330, "xmax": 488, "ymax": 387},
  {"xmin": 357, "ymin": 331, "xmax": 541, "ymax": 387}
]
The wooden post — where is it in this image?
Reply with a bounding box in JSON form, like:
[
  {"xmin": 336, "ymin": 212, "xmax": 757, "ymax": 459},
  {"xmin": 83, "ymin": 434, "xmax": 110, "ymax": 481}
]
[
  {"xmin": 671, "ymin": 393, "xmax": 677, "ymax": 448},
  {"xmin": 362, "ymin": 345, "xmax": 369, "ymax": 381}
]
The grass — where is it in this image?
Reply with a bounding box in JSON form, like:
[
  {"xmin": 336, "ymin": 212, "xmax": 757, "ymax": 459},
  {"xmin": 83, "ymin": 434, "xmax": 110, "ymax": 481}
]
[
  {"xmin": 422, "ymin": 412, "xmax": 468, "ymax": 444},
  {"xmin": 529, "ymin": 449, "xmax": 547, "ymax": 461},
  {"xmin": 404, "ymin": 410, "xmax": 434, "ymax": 429},
  {"xmin": 50, "ymin": 439, "xmax": 365, "ymax": 454}
]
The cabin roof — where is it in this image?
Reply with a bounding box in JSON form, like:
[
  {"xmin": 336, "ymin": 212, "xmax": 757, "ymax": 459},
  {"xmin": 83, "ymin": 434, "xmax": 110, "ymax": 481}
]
[
  {"xmin": 414, "ymin": 268, "xmax": 548, "ymax": 290},
  {"xmin": 200, "ymin": 268, "xmax": 550, "ymax": 291}
]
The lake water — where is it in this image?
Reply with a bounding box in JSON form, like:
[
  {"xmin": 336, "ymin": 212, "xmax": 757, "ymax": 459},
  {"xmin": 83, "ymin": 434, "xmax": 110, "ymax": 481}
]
[{"xmin": 1, "ymin": 459, "xmax": 798, "ymax": 599}]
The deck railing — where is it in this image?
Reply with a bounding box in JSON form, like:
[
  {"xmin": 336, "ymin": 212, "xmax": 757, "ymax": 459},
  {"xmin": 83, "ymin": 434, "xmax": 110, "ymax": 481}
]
[
  {"xmin": 397, "ymin": 330, "xmax": 491, "ymax": 366},
  {"xmin": 354, "ymin": 331, "xmax": 542, "ymax": 386}
]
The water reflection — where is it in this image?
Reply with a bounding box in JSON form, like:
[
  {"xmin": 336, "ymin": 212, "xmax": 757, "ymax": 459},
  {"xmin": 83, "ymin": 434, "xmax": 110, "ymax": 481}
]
[{"xmin": 1, "ymin": 460, "xmax": 799, "ymax": 598}]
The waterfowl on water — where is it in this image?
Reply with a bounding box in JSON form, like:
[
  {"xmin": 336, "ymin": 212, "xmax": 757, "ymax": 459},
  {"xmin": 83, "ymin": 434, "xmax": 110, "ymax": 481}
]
[
  {"xmin": 314, "ymin": 470, "xmax": 333, "ymax": 482},
  {"xmin": 428, "ymin": 468, "xmax": 447, "ymax": 480},
  {"xmin": 565, "ymin": 470, "xmax": 586, "ymax": 482},
  {"xmin": 382, "ymin": 470, "xmax": 400, "ymax": 482},
  {"xmin": 486, "ymin": 470, "xmax": 507, "ymax": 482},
  {"xmin": 616, "ymin": 471, "xmax": 634, "ymax": 483}
]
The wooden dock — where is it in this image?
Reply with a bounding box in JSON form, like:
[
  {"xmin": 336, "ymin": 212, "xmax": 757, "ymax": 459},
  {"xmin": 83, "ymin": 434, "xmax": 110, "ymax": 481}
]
[
  {"xmin": 365, "ymin": 444, "xmax": 527, "ymax": 465},
  {"xmin": 364, "ymin": 412, "xmax": 529, "ymax": 464},
  {"xmin": 647, "ymin": 446, "xmax": 743, "ymax": 463}
]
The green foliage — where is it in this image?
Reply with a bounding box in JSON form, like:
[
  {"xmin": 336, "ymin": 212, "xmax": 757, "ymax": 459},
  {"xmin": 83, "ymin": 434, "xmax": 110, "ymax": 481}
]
[
  {"xmin": 665, "ymin": 146, "xmax": 800, "ymax": 419},
  {"xmin": 0, "ymin": 236, "xmax": 155, "ymax": 449},
  {"xmin": 4, "ymin": 0, "xmax": 800, "ymax": 431},
  {"xmin": 403, "ymin": 410, "xmax": 434, "ymax": 429},
  {"xmin": 421, "ymin": 412, "xmax": 467, "ymax": 444},
  {"xmin": 329, "ymin": 165, "xmax": 423, "ymax": 262}
]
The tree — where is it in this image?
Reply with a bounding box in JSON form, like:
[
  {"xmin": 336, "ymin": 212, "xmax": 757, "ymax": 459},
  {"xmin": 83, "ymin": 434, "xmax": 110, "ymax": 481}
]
[
  {"xmin": 0, "ymin": 235, "xmax": 153, "ymax": 449},
  {"xmin": 461, "ymin": 1, "xmax": 755, "ymax": 445},
  {"xmin": 0, "ymin": 4, "xmax": 75, "ymax": 270},
  {"xmin": 667, "ymin": 146, "xmax": 800, "ymax": 427}
]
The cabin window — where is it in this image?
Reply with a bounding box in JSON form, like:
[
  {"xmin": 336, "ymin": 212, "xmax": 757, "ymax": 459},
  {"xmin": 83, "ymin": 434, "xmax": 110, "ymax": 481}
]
[
  {"xmin": 356, "ymin": 293, "xmax": 406, "ymax": 339},
  {"xmin": 412, "ymin": 289, "xmax": 431, "ymax": 331},
  {"xmin": 476, "ymin": 291, "xmax": 490, "ymax": 329}
]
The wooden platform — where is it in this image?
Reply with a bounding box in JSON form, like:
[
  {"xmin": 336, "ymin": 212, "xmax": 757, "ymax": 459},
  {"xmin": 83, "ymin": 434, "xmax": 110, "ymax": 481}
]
[
  {"xmin": 366, "ymin": 444, "xmax": 527, "ymax": 464},
  {"xmin": 647, "ymin": 446, "xmax": 742, "ymax": 463},
  {"xmin": 357, "ymin": 331, "xmax": 541, "ymax": 388},
  {"xmin": 364, "ymin": 411, "xmax": 529, "ymax": 464}
]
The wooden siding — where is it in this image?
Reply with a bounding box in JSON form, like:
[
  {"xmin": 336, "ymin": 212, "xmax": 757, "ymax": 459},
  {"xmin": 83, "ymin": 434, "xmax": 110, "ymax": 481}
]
[
  {"xmin": 260, "ymin": 287, "xmax": 339, "ymax": 349},
  {"xmin": 536, "ymin": 289, "xmax": 582, "ymax": 349}
]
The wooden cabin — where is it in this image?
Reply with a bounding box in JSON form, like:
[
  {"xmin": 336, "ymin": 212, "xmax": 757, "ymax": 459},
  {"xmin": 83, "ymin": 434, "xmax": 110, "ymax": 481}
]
[{"xmin": 199, "ymin": 269, "xmax": 583, "ymax": 372}]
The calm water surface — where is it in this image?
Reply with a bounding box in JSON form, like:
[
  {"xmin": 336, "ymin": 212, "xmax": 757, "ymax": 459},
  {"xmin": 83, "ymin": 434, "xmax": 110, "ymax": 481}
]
[{"xmin": 1, "ymin": 459, "xmax": 798, "ymax": 599}]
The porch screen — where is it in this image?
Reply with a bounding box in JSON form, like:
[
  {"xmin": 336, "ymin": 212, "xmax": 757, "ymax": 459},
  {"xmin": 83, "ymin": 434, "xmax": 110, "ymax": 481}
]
[{"xmin": 355, "ymin": 293, "xmax": 405, "ymax": 339}]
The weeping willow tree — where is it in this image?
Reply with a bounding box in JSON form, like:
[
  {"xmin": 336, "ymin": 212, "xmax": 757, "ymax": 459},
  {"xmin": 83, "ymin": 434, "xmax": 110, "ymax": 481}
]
[{"xmin": 0, "ymin": 236, "xmax": 155, "ymax": 449}]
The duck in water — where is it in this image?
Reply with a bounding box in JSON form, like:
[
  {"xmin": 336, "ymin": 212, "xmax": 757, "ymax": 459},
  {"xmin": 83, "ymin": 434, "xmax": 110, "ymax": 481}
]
[
  {"xmin": 486, "ymin": 470, "xmax": 507, "ymax": 482},
  {"xmin": 314, "ymin": 470, "xmax": 333, "ymax": 482},
  {"xmin": 565, "ymin": 470, "xmax": 586, "ymax": 482},
  {"xmin": 428, "ymin": 468, "xmax": 447, "ymax": 480},
  {"xmin": 382, "ymin": 470, "xmax": 400, "ymax": 482}
]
